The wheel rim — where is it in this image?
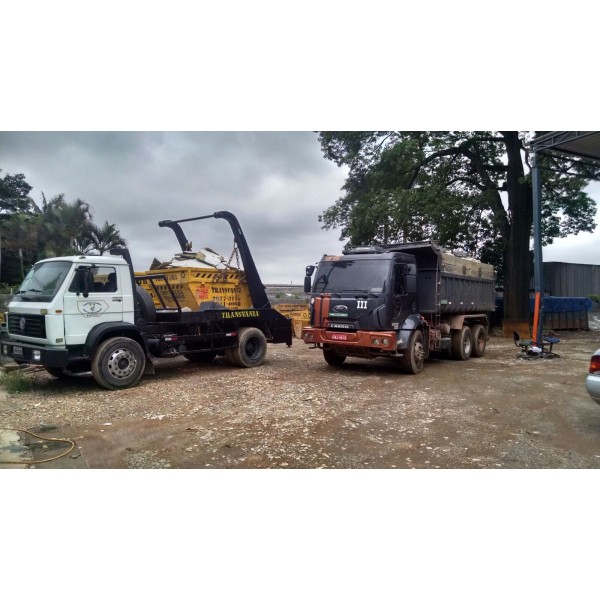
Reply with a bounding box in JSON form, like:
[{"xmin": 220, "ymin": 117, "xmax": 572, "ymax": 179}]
[
  {"xmin": 245, "ymin": 336, "xmax": 261, "ymax": 360},
  {"xmin": 415, "ymin": 339, "xmax": 425, "ymax": 365},
  {"xmin": 476, "ymin": 332, "xmax": 485, "ymax": 353},
  {"xmin": 463, "ymin": 333, "xmax": 472, "ymax": 356},
  {"xmin": 107, "ymin": 347, "xmax": 138, "ymax": 379}
]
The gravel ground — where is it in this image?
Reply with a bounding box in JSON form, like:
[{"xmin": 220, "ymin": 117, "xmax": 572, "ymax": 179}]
[{"xmin": 1, "ymin": 329, "xmax": 599, "ymax": 468}]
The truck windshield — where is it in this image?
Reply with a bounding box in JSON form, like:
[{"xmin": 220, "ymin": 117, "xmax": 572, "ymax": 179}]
[
  {"xmin": 313, "ymin": 259, "xmax": 389, "ymax": 294},
  {"xmin": 15, "ymin": 261, "xmax": 72, "ymax": 302}
]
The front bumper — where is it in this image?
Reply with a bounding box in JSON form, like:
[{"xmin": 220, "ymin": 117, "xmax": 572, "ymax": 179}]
[
  {"xmin": 1, "ymin": 340, "xmax": 69, "ymax": 368},
  {"xmin": 301, "ymin": 326, "xmax": 397, "ymax": 352}
]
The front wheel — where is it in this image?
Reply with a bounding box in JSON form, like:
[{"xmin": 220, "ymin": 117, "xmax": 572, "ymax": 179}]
[
  {"xmin": 227, "ymin": 327, "xmax": 267, "ymax": 368},
  {"xmin": 323, "ymin": 348, "xmax": 346, "ymax": 366},
  {"xmin": 91, "ymin": 337, "xmax": 146, "ymax": 390},
  {"xmin": 400, "ymin": 329, "xmax": 425, "ymax": 374}
]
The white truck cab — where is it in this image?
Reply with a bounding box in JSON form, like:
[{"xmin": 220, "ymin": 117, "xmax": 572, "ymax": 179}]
[{"xmin": 3, "ymin": 255, "xmax": 135, "ymax": 367}]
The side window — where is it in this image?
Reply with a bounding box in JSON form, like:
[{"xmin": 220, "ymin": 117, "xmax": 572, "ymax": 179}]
[{"xmin": 93, "ymin": 267, "xmax": 117, "ymax": 293}]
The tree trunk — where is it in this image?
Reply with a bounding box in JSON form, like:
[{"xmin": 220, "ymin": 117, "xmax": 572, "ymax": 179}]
[{"xmin": 502, "ymin": 132, "xmax": 533, "ymax": 321}]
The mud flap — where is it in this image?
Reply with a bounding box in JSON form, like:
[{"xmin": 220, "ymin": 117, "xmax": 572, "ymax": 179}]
[{"xmin": 144, "ymin": 355, "xmax": 156, "ymax": 375}]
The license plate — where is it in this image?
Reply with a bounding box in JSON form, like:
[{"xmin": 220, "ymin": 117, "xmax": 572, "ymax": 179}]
[
  {"xmin": 13, "ymin": 346, "xmax": 23, "ymax": 356},
  {"xmin": 331, "ymin": 334, "xmax": 348, "ymax": 341}
]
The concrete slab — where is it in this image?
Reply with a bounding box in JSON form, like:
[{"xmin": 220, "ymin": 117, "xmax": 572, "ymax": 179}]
[
  {"xmin": 0, "ymin": 429, "xmax": 33, "ymax": 469},
  {"xmin": 0, "ymin": 428, "xmax": 89, "ymax": 469}
]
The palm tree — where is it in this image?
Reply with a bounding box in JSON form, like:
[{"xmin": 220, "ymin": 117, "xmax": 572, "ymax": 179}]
[
  {"xmin": 80, "ymin": 221, "xmax": 127, "ymax": 255},
  {"xmin": 32, "ymin": 194, "xmax": 93, "ymax": 257}
]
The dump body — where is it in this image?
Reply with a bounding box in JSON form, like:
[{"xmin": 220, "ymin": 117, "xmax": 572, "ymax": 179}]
[
  {"xmin": 302, "ymin": 241, "xmax": 496, "ymax": 373},
  {"xmin": 396, "ymin": 241, "xmax": 496, "ymax": 315},
  {"xmin": 135, "ymin": 266, "xmax": 252, "ymax": 311}
]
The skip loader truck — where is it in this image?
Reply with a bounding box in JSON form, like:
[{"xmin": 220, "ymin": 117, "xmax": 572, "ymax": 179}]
[
  {"xmin": 302, "ymin": 242, "xmax": 496, "ymax": 373},
  {"xmin": 2, "ymin": 211, "xmax": 292, "ymax": 390}
]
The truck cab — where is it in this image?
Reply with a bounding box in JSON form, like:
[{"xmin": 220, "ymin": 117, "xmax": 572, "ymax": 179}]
[
  {"xmin": 308, "ymin": 251, "xmax": 417, "ymax": 334},
  {"xmin": 3, "ymin": 255, "xmax": 135, "ymax": 369}
]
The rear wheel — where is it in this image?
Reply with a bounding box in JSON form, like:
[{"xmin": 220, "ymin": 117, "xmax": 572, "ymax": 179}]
[
  {"xmin": 400, "ymin": 329, "xmax": 425, "ymax": 374},
  {"xmin": 227, "ymin": 327, "xmax": 267, "ymax": 368},
  {"xmin": 91, "ymin": 337, "xmax": 146, "ymax": 390},
  {"xmin": 323, "ymin": 348, "xmax": 346, "ymax": 366},
  {"xmin": 451, "ymin": 326, "xmax": 472, "ymax": 361},
  {"xmin": 470, "ymin": 324, "xmax": 487, "ymax": 358}
]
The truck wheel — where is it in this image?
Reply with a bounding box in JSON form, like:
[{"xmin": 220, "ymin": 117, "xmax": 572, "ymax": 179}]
[
  {"xmin": 451, "ymin": 326, "xmax": 472, "ymax": 360},
  {"xmin": 228, "ymin": 327, "xmax": 267, "ymax": 368},
  {"xmin": 470, "ymin": 324, "xmax": 486, "ymax": 358},
  {"xmin": 323, "ymin": 348, "xmax": 346, "ymax": 366},
  {"xmin": 91, "ymin": 337, "xmax": 146, "ymax": 390},
  {"xmin": 184, "ymin": 351, "xmax": 217, "ymax": 363},
  {"xmin": 400, "ymin": 329, "xmax": 425, "ymax": 374}
]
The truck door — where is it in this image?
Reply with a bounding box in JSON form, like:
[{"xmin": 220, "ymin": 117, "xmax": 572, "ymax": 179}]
[{"xmin": 63, "ymin": 265, "xmax": 125, "ymax": 346}]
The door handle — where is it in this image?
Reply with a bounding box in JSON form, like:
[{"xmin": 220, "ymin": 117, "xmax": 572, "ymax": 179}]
[{"xmin": 112, "ymin": 298, "xmax": 122, "ymax": 302}]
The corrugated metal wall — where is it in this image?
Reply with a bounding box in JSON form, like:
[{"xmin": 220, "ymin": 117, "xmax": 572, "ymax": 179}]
[{"xmin": 542, "ymin": 263, "xmax": 600, "ymax": 297}]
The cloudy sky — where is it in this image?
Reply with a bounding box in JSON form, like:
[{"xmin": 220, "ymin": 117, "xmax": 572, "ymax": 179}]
[
  {"xmin": 0, "ymin": 131, "xmax": 350, "ymax": 283},
  {"xmin": 1, "ymin": 131, "xmax": 598, "ymax": 283}
]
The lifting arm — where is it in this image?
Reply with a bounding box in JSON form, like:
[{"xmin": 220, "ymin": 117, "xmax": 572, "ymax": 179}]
[{"xmin": 158, "ymin": 211, "xmax": 271, "ymax": 309}]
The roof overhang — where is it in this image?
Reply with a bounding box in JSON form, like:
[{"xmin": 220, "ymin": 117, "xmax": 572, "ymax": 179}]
[{"xmin": 531, "ymin": 131, "xmax": 600, "ymax": 165}]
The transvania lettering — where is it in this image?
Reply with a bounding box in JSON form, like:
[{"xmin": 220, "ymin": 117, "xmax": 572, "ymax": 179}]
[{"xmin": 221, "ymin": 310, "xmax": 260, "ymax": 318}]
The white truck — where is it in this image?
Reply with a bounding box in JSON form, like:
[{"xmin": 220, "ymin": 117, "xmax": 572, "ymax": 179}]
[{"xmin": 1, "ymin": 212, "xmax": 292, "ymax": 389}]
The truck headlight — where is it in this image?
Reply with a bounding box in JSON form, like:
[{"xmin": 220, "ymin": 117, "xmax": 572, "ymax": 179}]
[{"xmin": 32, "ymin": 350, "xmax": 41, "ymax": 361}]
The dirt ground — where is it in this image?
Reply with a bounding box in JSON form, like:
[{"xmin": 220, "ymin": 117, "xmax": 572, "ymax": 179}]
[{"xmin": 1, "ymin": 329, "xmax": 600, "ymax": 469}]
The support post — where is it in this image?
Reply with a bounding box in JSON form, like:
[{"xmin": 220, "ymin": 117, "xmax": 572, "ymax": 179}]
[{"xmin": 531, "ymin": 152, "xmax": 544, "ymax": 347}]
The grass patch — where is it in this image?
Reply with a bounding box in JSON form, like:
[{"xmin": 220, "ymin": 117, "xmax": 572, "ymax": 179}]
[{"xmin": 0, "ymin": 370, "xmax": 35, "ymax": 393}]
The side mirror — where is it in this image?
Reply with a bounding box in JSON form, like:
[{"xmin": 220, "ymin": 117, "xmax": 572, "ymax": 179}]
[
  {"xmin": 304, "ymin": 276, "xmax": 312, "ymax": 294},
  {"xmin": 304, "ymin": 265, "xmax": 315, "ymax": 294},
  {"xmin": 75, "ymin": 267, "xmax": 92, "ymax": 298}
]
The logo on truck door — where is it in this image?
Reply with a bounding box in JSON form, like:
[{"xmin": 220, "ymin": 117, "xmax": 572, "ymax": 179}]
[{"xmin": 78, "ymin": 300, "xmax": 109, "ymax": 317}]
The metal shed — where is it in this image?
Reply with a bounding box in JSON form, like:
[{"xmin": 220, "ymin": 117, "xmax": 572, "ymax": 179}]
[{"xmin": 531, "ymin": 132, "xmax": 600, "ymax": 345}]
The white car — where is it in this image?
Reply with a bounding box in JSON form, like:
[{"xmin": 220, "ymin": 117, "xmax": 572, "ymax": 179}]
[{"xmin": 586, "ymin": 349, "xmax": 600, "ymax": 405}]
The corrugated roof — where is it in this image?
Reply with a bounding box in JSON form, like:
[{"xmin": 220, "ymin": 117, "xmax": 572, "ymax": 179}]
[{"xmin": 532, "ymin": 131, "xmax": 600, "ymax": 163}]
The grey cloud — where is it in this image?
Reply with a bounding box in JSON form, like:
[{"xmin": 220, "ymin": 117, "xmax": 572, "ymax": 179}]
[{"xmin": 0, "ymin": 131, "xmax": 347, "ymax": 283}]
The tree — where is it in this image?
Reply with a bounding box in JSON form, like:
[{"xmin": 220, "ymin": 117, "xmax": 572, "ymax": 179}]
[
  {"xmin": 317, "ymin": 132, "xmax": 598, "ymax": 321},
  {"xmin": 75, "ymin": 220, "xmax": 126, "ymax": 255},
  {"xmin": 0, "ymin": 170, "xmax": 33, "ymax": 215},
  {"xmin": 0, "ymin": 169, "xmax": 128, "ymax": 285}
]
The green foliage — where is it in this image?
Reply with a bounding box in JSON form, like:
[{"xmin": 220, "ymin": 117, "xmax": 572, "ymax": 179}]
[
  {"xmin": 317, "ymin": 131, "xmax": 598, "ymax": 320},
  {"xmin": 0, "ymin": 370, "xmax": 35, "ymax": 393},
  {"xmin": 0, "ymin": 170, "xmax": 127, "ymax": 285}
]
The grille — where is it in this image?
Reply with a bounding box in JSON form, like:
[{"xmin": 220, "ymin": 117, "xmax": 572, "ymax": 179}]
[{"xmin": 7, "ymin": 313, "xmax": 46, "ymax": 338}]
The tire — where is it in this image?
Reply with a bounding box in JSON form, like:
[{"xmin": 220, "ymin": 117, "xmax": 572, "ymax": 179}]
[
  {"xmin": 400, "ymin": 329, "xmax": 425, "ymax": 374},
  {"xmin": 91, "ymin": 336, "xmax": 146, "ymax": 390},
  {"xmin": 323, "ymin": 348, "xmax": 346, "ymax": 366},
  {"xmin": 135, "ymin": 285, "xmax": 156, "ymax": 322},
  {"xmin": 184, "ymin": 351, "xmax": 217, "ymax": 363},
  {"xmin": 451, "ymin": 326, "xmax": 473, "ymax": 361},
  {"xmin": 227, "ymin": 327, "xmax": 267, "ymax": 368},
  {"xmin": 45, "ymin": 366, "xmax": 71, "ymax": 379},
  {"xmin": 470, "ymin": 324, "xmax": 487, "ymax": 358}
]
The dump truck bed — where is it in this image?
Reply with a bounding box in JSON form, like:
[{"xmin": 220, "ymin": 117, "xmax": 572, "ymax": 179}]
[{"xmin": 388, "ymin": 241, "xmax": 496, "ymax": 315}]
